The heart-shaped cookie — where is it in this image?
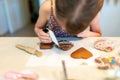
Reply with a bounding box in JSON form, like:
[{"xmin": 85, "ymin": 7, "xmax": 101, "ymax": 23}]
[{"xmin": 71, "ymin": 47, "xmax": 93, "ymax": 59}]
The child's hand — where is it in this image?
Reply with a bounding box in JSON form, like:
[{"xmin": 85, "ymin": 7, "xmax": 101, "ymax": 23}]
[
  {"xmin": 36, "ymin": 29, "xmax": 52, "ymax": 43},
  {"xmin": 77, "ymin": 29, "xmax": 89, "ymax": 38},
  {"xmin": 77, "ymin": 28, "xmax": 101, "ymax": 37}
]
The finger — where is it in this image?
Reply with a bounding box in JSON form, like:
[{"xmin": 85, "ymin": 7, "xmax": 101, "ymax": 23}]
[
  {"xmin": 40, "ymin": 36, "xmax": 52, "ymax": 41},
  {"xmin": 76, "ymin": 33, "xmax": 84, "ymax": 37},
  {"xmin": 38, "ymin": 32, "xmax": 52, "ymax": 43},
  {"xmin": 39, "ymin": 38, "xmax": 52, "ymax": 43},
  {"xmin": 37, "ymin": 29, "xmax": 50, "ymax": 39},
  {"xmin": 37, "ymin": 29, "xmax": 49, "ymax": 37},
  {"xmin": 39, "ymin": 36, "xmax": 52, "ymax": 43},
  {"xmin": 36, "ymin": 29, "xmax": 53, "ymax": 43},
  {"xmin": 38, "ymin": 32, "xmax": 52, "ymax": 41}
]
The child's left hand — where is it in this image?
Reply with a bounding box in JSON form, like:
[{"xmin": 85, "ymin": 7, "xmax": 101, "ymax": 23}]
[
  {"xmin": 76, "ymin": 28, "xmax": 101, "ymax": 37},
  {"xmin": 77, "ymin": 29, "xmax": 90, "ymax": 38}
]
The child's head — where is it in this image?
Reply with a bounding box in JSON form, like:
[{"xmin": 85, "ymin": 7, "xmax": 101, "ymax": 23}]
[{"xmin": 55, "ymin": 0, "xmax": 104, "ymax": 34}]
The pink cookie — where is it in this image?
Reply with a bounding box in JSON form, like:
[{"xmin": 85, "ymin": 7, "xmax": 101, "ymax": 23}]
[{"xmin": 94, "ymin": 39, "xmax": 114, "ymax": 52}]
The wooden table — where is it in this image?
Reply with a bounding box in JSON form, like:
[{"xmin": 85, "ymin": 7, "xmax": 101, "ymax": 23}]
[{"xmin": 0, "ymin": 37, "xmax": 120, "ymax": 80}]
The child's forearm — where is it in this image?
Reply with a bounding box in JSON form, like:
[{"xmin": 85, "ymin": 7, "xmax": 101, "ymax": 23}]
[
  {"xmin": 87, "ymin": 31, "xmax": 102, "ymax": 37},
  {"xmin": 77, "ymin": 30, "xmax": 102, "ymax": 38}
]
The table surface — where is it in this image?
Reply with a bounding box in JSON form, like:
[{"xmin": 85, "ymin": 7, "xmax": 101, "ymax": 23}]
[{"xmin": 0, "ymin": 37, "xmax": 120, "ymax": 80}]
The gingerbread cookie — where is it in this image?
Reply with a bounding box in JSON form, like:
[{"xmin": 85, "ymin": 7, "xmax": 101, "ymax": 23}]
[
  {"xmin": 40, "ymin": 42, "xmax": 54, "ymax": 49},
  {"xmin": 56, "ymin": 40, "xmax": 74, "ymax": 51},
  {"xmin": 94, "ymin": 39, "xmax": 114, "ymax": 52},
  {"xmin": 71, "ymin": 47, "xmax": 93, "ymax": 59},
  {"xmin": 95, "ymin": 57, "xmax": 120, "ymax": 70}
]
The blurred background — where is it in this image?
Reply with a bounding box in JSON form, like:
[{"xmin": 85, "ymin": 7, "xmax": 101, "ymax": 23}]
[{"xmin": 0, "ymin": 0, "xmax": 120, "ymax": 37}]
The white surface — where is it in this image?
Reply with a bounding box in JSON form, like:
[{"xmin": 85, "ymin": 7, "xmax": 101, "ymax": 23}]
[
  {"xmin": 0, "ymin": 37, "xmax": 120, "ymax": 80},
  {"xmin": 26, "ymin": 38, "xmax": 100, "ymax": 67},
  {"xmin": 26, "ymin": 37, "xmax": 120, "ymax": 67},
  {"xmin": 25, "ymin": 37, "xmax": 120, "ymax": 80}
]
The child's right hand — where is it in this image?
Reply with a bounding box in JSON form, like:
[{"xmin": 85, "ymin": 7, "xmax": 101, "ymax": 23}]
[{"xmin": 35, "ymin": 28, "xmax": 52, "ymax": 43}]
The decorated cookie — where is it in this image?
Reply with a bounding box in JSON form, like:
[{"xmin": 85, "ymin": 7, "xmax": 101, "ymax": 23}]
[
  {"xmin": 95, "ymin": 56, "xmax": 120, "ymax": 70},
  {"xmin": 94, "ymin": 39, "xmax": 114, "ymax": 52},
  {"xmin": 56, "ymin": 40, "xmax": 74, "ymax": 51}
]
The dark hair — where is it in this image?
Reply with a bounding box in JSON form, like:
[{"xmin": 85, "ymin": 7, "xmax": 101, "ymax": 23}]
[{"xmin": 55, "ymin": 0, "xmax": 104, "ymax": 34}]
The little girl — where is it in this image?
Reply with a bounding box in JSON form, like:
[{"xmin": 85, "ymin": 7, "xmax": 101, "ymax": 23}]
[{"xmin": 35, "ymin": 0, "xmax": 104, "ymax": 43}]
